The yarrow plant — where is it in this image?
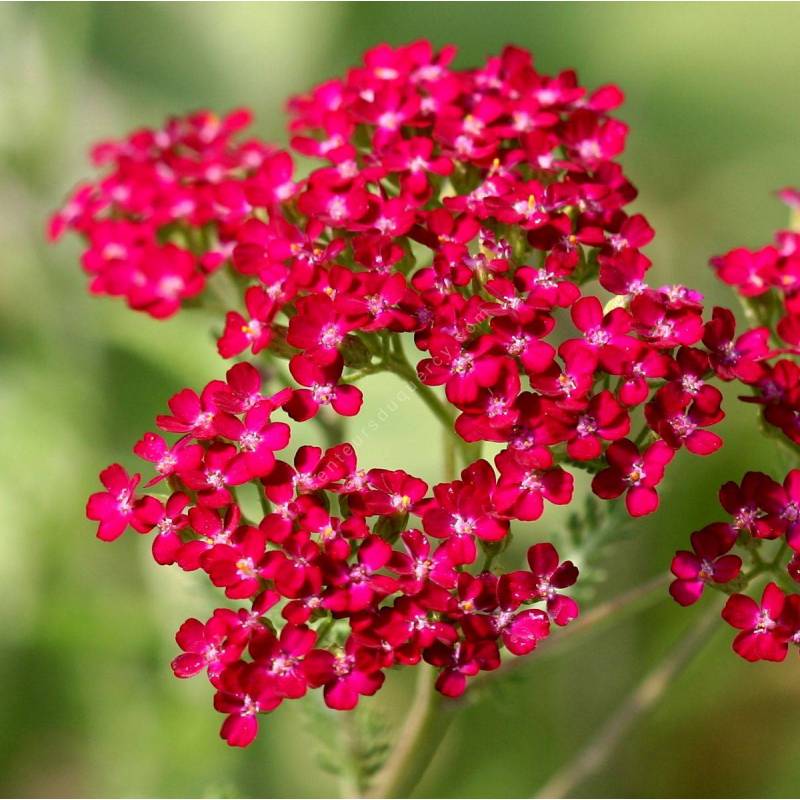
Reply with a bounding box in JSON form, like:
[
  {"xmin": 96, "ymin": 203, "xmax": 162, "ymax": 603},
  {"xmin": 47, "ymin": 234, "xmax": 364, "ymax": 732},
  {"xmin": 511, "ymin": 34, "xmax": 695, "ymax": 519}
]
[{"xmin": 51, "ymin": 40, "xmax": 800, "ymax": 796}]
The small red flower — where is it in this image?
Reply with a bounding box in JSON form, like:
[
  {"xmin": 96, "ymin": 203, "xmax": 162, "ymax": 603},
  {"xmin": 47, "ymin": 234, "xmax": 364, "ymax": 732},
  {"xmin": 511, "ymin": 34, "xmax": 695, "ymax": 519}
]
[
  {"xmin": 591, "ymin": 439, "xmax": 675, "ymax": 516},
  {"xmin": 669, "ymin": 523, "xmax": 741, "ymax": 606},
  {"xmin": 86, "ymin": 464, "xmax": 160, "ymax": 541},
  {"xmin": 722, "ymin": 583, "xmax": 792, "ymax": 662}
]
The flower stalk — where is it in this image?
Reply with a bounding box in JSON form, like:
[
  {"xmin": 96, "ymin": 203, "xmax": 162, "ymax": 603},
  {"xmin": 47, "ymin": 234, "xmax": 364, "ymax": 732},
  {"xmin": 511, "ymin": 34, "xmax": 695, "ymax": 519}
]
[
  {"xmin": 535, "ymin": 601, "xmax": 722, "ymax": 798},
  {"xmin": 366, "ymin": 665, "xmax": 448, "ymax": 799}
]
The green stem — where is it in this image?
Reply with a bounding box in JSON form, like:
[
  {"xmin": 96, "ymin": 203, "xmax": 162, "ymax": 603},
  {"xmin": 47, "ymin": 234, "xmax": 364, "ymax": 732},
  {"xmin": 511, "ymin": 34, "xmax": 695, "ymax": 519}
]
[
  {"xmin": 384, "ymin": 338, "xmax": 472, "ymax": 466},
  {"xmin": 388, "ymin": 355, "xmax": 453, "ymax": 431},
  {"xmin": 365, "ymin": 664, "xmax": 450, "ymax": 798},
  {"xmin": 363, "ymin": 369, "xmax": 463, "ymax": 798},
  {"xmin": 534, "ymin": 601, "xmax": 722, "ymax": 798},
  {"xmin": 257, "ymin": 485, "xmax": 272, "ymax": 518},
  {"xmin": 355, "ymin": 554, "xmax": 670, "ymax": 796},
  {"xmin": 442, "ymin": 427, "xmax": 457, "ymax": 481},
  {"xmin": 339, "ymin": 711, "xmax": 365, "ymax": 798}
]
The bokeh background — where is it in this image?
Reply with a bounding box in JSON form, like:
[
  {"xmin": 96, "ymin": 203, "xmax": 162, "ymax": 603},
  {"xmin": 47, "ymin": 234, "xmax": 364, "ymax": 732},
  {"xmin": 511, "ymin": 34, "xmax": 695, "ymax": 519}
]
[{"xmin": 2, "ymin": 2, "xmax": 800, "ymax": 797}]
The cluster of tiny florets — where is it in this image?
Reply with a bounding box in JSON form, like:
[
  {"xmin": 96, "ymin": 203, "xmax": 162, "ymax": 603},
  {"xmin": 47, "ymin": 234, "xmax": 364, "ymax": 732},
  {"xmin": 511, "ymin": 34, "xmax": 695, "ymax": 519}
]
[
  {"xmin": 669, "ymin": 194, "xmax": 800, "ymax": 662},
  {"xmin": 52, "ymin": 41, "xmax": 800, "ymax": 746},
  {"xmin": 671, "ymin": 469, "xmax": 800, "ymax": 661},
  {"xmin": 710, "ymin": 190, "xmax": 800, "ymax": 445},
  {"xmin": 87, "ymin": 362, "xmax": 580, "ymax": 745}
]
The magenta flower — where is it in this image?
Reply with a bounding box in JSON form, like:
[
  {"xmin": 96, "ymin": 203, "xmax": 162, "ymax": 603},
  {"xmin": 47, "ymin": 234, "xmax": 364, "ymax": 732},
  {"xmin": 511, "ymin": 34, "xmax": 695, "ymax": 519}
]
[
  {"xmin": 323, "ymin": 535, "xmax": 396, "ymax": 613},
  {"xmin": 461, "ymin": 603, "xmax": 551, "ymax": 657},
  {"xmin": 303, "ymin": 639, "xmax": 385, "ymax": 710},
  {"xmin": 422, "ymin": 462, "xmax": 508, "ymax": 552},
  {"xmin": 260, "ymin": 531, "xmax": 325, "ymax": 599},
  {"xmin": 377, "ymin": 598, "xmax": 458, "ymax": 663},
  {"xmin": 424, "ymin": 639, "xmax": 500, "ymax": 698},
  {"xmin": 605, "ymin": 341, "xmax": 671, "ymax": 407},
  {"xmin": 417, "ymin": 333, "xmax": 508, "ymax": 407},
  {"xmin": 491, "ymin": 313, "xmax": 556, "ymax": 376},
  {"xmin": 562, "ymin": 390, "xmax": 630, "ymax": 461},
  {"xmin": 529, "ymin": 350, "xmax": 596, "ymax": 408},
  {"xmin": 287, "ymin": 293, "xmax": 355, "ymax": 358},
  {"xmin": 349, "ymin": 469, "xmax": 429, "ymax": 517},
  {"xmin": 669, "ymin": 523, "xmax": 741, "ymax": 606},
  {"xmin": 217, "ymin": 286, "xmax": 277, "ymax": 359},
  {"xmin": 148, "ymin": 491, "xmax": 190, "ymax": 565},
  {"xmin": 213, "ymin": 362, "xmax": 284, "ymax": 415},
  {"xmin": 718, "ymin": 472, "xmax": 776, "ymax": 537},
  {"xmin": 760, "ymin": 469, "xmax": 800, "ymax": 549},
  {"xmin": 644, "ymin": 391, "xmax": 723, "ymax": 456},
  {"xmin": 387, "ymin": 529, "xmax": 458, "ymax": 594},
  {"xmin": 171, "ymin": 611, "xmax": 246, "ymax": 679},
  {"xmin": 202, "ymin": 525, "xmax": 268, "ymax": 599},
  {"xmin": 560, "ymin": 294, "xmax": 635, "ymax": 363},
  {"xmin": 156, "ymin": 383, "xmax": 222, "ymax": 439},
  {"xmin": 453, "ymin": 366, "xmax": 521, "ymax": 443},
  {"xmin": 249, "ymin": 624, "xmax": 317, "ymax": 699},
  {"xmin": 630, "ymin": 289, "xmax": 704, "ymax": 348},
  {"xmin": 722, "ymin": 583, "xmax": 792, "ymax": 662},
  {"xmin": 710, "ymin": 246, "xmax": 779, "ymax": 297},
  {"xmin": 125, "ymin": 244, "xmax": 205, "ymax": 319},
  {"xmin": 180, "ymin": 443, "xmax": 249, "ymax": 507},
  {"xmin": 283, "ymin": 355, "xmax": 363, "ymax": 421},
  {"xmin": 178, "ymin": 504, "xmax": 242, "ymax": 571},
  {"xmin": 591, "ymin": 438, "xmax": 675, "ymax": 516},
  {"xmin": 215, "ymin": 404, "xmax": 291, "ymax": 479},
  {"xmin": 133, "ymin": 432, "xmax": 204, "ymax": 486},
  {"xmin": 703, "ymin": 307, "xmax": 771, "ymax": 383},
  {"xmin": 86, "ymin": 464, "xmax": 160, "ymax": 541},
  {"xmin": 493, "ymin": 447, "xmax": 573, "ymax": 521},
  {"xmin": 499, "ymin": 543, "xmax": 579, "ymax": 626},
  {"xmin": 652, "ymin": 357, "xmax": 718, "ymax": 433},
  {"xmin": 214, "ymin": 662, "xmax": 282, "ymax": 747},
  {"xmin": 65, "ymin": 38, "xmax": 800, "ymax": 752}
]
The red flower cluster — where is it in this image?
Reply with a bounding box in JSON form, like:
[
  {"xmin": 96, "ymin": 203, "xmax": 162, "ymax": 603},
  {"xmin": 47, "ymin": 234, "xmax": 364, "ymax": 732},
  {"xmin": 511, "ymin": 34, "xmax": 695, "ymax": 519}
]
[
  {"xmin": 53, "ymin": 42, "xmax": 747, "ymax": 525},
  {"xmin": 48, "ymin": 109, "xmax": 281, "ymax": 317},
  {"xmin": 662, "ymin": 190, "xmax": 800, "ymax": 664},
  {"xmin": 710, "ymin": 191, "xmax": 800, "ymax": 444},
  {"xmin": 669, "ymin": 469, "xmax": 800, "ymax": 660},
  {"xmin": 87, "ymin": 363, "xmax": 578, "ymax": 745},
  {"xmin": 54, "ymin": 40, "xmax": 800, "ymax": 746}
]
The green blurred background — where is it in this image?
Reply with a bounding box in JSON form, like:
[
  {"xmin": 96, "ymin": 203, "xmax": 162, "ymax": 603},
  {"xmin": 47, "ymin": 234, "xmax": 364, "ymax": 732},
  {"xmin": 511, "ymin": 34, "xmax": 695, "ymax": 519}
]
[{"xmin": 2, "ymin": 2, "xmax": 800, "ymax": 797}]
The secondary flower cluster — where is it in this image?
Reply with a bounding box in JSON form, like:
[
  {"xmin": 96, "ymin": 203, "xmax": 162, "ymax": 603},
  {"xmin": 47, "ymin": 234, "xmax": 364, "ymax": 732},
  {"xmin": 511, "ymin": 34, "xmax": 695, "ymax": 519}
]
[
  {"xmin": 669, "ymin": 468, "xmax": 800, "ymax": 661},
  {"xmin": 663, "ymin": 189, "xmax": 800, "ymax": 664},
  {"xmin": 87, "ymin": 363, "xmax": 579, "ymax": 745},
  {"xmin": 48, "ymin": 108, "xmax": 282, "ymax": 317},
  {"xmin": 710, "ymin": 189, "xmax": 800, "ymax": 447}
]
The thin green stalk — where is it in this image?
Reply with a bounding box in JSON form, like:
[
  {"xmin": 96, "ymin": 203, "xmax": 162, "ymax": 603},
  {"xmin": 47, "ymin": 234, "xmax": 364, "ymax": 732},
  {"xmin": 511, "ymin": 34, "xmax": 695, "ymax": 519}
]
[
  {"xmin": 442, "ymin": 427, "xmax": 457, "ymax": 480},
  {"xmin": 315, "ymin": 616, "xmax": 336, "ymax": 647},
  {"xmin": 363, "ymin": 368, "xmax": 462, "ymax": 798},
  {"xmin": 535, "ymin": 601, "xmax": 722, "ymax": 798},
  {"xmin": 257, "ymin": 486, "xmax": 272, "ymax": 518},
  {"xmin": 387, "ymin": 355, "xmax": 454, "ymax": 431},
  {"xmin": 384, "ymin": 338, "xmax": 472, "ymax": 465},
  {"xmin": 339, "ymin": 711, "xmax": 366, "ymax": 798},
  {"xmin": 365, "ymin": 664, "xmax": 451, "ymax": 799}
]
